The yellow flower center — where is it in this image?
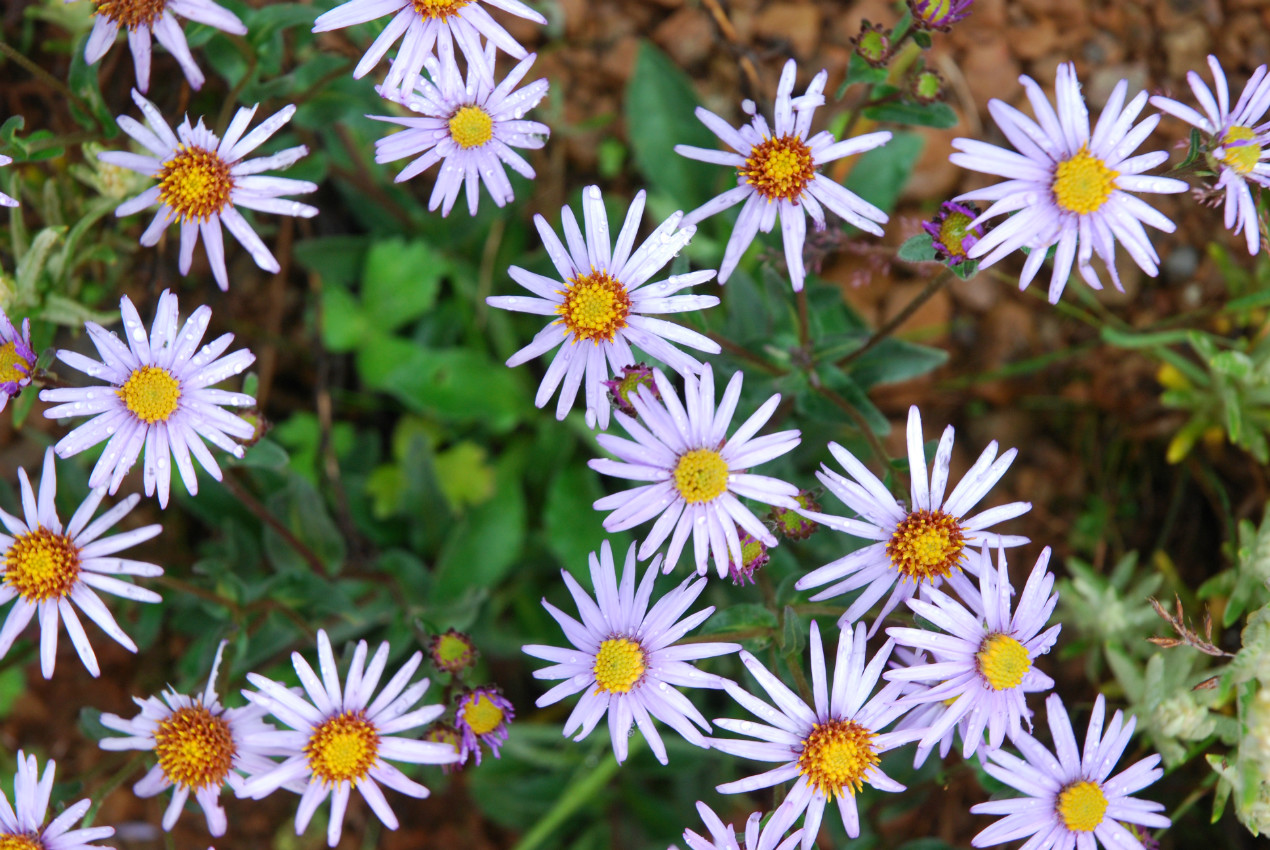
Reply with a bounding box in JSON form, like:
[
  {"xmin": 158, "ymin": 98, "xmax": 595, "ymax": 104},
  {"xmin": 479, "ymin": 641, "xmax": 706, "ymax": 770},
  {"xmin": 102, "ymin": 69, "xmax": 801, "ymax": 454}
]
[
  {"xmin": 1057, "ymin": 780, "xmax": 1109, "ymax": 832},
  {"xmin": 938, "ymin": 211, "xmax": 975, "ymax": 259},
  {"xmin": 117, "ymin": 365, "xmax": 181, "ymax": 424},
  {"xmin": 462, "ymin": 693, "xmax": 505, "ymax": 736},
  {"xmin": 435, "ymin": 632, "xmax": 475, "ymax": 668},
  {"xmin": 0, "ymin": 834, "xmax": 43, "ymax": 850},
  {"xmin": 555, "ymin": 270, "xmax": 631, "ymax": 344},
  {"xmin": 593, "ymin": 637, "xmax": 646, "ymax": 694},
  {"xmin": 1051, "ymin": 145, "xmax": 1118, "ymax": 215},
  {"xmin": 976, "ymin": 633, "xmax": 1032, "ymax": 690},
  {"xmin": 740, "ymin": 135, "xmax": 816, "ymax": 202},
  {"xmin": 673, "ymin": 448, "xmax": 729, "ymax": 504},
  {"xmin": 797, "ymin": 719, "xmax": 879, "ymax": 799},
  {"xmin": 93, "ymin": 0, "xmax": 168, "ymax": 29},
  {"xmin": 411, "ymin": 0, "xmax": 471, "ymax": 19},
  {"xmin": 1220, "ymin": 126, "xmax": 1262, "ymax": 175},
  {"xmin": 0, "ymin": 341, "xmax": 32, "ymax": 386},
  {"xmin": 154, "ymin": 704, "xmax": 236, "ymax": 790},
  {"xmin": 449, "ymin": 105, "xmax": 494, "ymax": 149},
  {"xmin": 886, "ymin": 509, "xmax": 966, "ymax": 583},
  {"xmin": 4, "ymin": 528, "xmax": 81, "ymax": 603},
  {"xmin": 306, "ymin": 710, "xmax": 380, "ymax": 785},
  {"xmin": 156, "ymin": 145, "xmax": 234, "ymax": 223}
]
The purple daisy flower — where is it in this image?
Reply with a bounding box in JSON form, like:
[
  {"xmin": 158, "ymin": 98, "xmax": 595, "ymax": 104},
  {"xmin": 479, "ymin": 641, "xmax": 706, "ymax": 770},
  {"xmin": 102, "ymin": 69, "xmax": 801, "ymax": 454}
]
[
  {"xmin": 675, "ymin": 58, "xmax": 892, "ymax": 291},
  {"xmin": 795, "ymin": 405, "xmax": 1030, "ymax": 635},
  {"xmin": 240, "ymin": 629, "xmax": 461, "ymax": 847},
  {"xmin": 486, "ymin": 186, "xmax": 720, "ymax": 431},
  {"xmin": 99, "ymin": 641, "xmax": 286, "ymax": 836},
  {"xmin": 971, "ymin": 693, "xmax": 1170, "ymax": 850},
  {"xmin": 922, "ymin": 200, "xmax": 987, "ymax": 266},
  {"xmin": 0, "ymin": 751, "xmax": 114, "ymax": 850},
  {"xmin": 0, "ymin": 153, "xmax": 18, "ymax": 207},
  {"xmin": 100, "ymin": 90, "xmax": 317, "ymax": 291},
  {"xmin": 522, "ymin": 540, "xmax": 740, "ymax": 765},
  {"xmin": 76, "ymin": 0, "xmax": 246, "ymax": 94},
  {"xmin": 0, "ymin": 448, "xmax": 162, "ymax": 679},
  {"xmin": 1151, "ymin": 55, "xmax": 1270, "ymax": 254},
  {"xmin": 681, "ymin": 801, "xmax": 804, "ymax": 850},
  {"xmin": 885, "ymin": 545, "xmax": 1061, "ymax": 762},
  {"xmin": 40, "ymin": 289, "xmax": 257, "ymax": 508},
  {"xmin": 589, "ymin": 365, "xmax": 801, "ymax": 578},
  {"xmin": 908, "ymin": 0, "xmax": 974, "ymax": 30},
  {"xmin": 313, "ymin": 0, "xmax": 547, "ymax": 93},
  {"xmin": 951, "ymin": 62, "xmax": 1188, "ymax": 302},
  {"xmin": 0, "ymin": 308, "xmax": 35, "ymax": 411},
  {"xmin": 710, "ymin": 621, "xmax": 916, "ymax": 850},
  {"xmin": 455, "ymin": 686, "xmax": 514, "ymax": 765},
  {"xmin": 371, "ymin": 39, "xmax": 549, "ymax": 216}
]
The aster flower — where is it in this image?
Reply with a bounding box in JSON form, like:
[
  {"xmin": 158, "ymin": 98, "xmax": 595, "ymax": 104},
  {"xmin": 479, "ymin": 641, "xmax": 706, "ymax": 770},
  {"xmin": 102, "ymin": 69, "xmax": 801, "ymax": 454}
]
[
  {"xmin": 675, "ymin": 58, "xmax": 892, "ymax": 292},
  {"xmin": 710, "ymin": 621, "xmax": 914, "ymax": 850},
  {"xmin": 76, "ymin": 0, "xmax": 246, "ymax": 94},
  {"xmin": 795, "ymin": 405, "xmax": 1030, "ymax": 634},
  {"xmin": 909, "ymin": 0, "xmax": 974, "ymax": 30},
  {"xmin": 681, "ymin": 801, "xmax": 804, "ymax": 850},
  {"xmin": 603, "ymin": 362, "xmax": 658, "ymax": 418},
  {"xmin": 922, "ymin": 200, "xmax": 987, "ymax": 268},
  {"xmin": 455, "ymin": 686, "xmax": 513, "ymax": 765},
  {"xmin": 486, "ymin": 186, "xmax": 720, "ymax": 431},
  {"xmin": 371, "ymin": 40, "xmax": 549, "ymax": 216},
  {"xmin": 40, "ymin": 290, "xmax": 256, "ymax": 508},
  {"xmin": 0, "ymin": 154, "xmax": 18, "ymax": 207},
  {"xmin": 240, "ymin": 629, "xmax": 461, "ymax": 847},
  {"xmin": 312, "ymin": 0, "xmax": 547, "ymax": 93},
  {"xmin": 951, "ymin": 62, "xmax": 1187, "ymax": 303},
  {"xmin": 99, "ymin": 641, "xmax": 285, "ymax": 836},
  {"xmin": 0, "ymin": 308, "xmax": 35, "ymax": 411},
  {"xmin": 589, "ymin": 365, "xmax": 801, "ymax": 578},
  {"xmin": 1150, "ymin": 55, "xmax": 1270, "ymax": 254},
  {"xmin": 0, "ymin": 447, "xmax": 162, "ymax": 678},
  {"xmin": 100, "ymin": 90, "xmax": 318, "ymax": 291},
  {"xmin": 885, "ymin": 545, "xmax": 1061, "ymax": 761},
  {"xmin": 971, "ymin": 693, "xmax": 1170, "ymax": 850},
  {"xmin": 522, "ymin": 540, "xmax": 740, "ymax": 765},
  {"xmin": 0, "ymin": 751, "xmax": 114, "ymax": 850}
]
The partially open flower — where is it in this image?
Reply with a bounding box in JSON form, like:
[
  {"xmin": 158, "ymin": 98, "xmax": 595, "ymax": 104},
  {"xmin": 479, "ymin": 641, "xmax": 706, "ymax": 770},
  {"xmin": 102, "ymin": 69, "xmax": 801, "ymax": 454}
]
[
  {"xmin": 430, "ymin": 628, "xmax": 478, "ymax": 675},
  {"xmin": 852, "ymin": 21, "xmax": 891, "ymax": 68},
  {"xmin": 455, "ymin": 686, "xmax": 514, "ymax": 765},
  {"xmin": 770, "ymin": 490, "xmax": 821, "ymax": 541},
  {"xmin": 0, "ymin": 307, "xmax": 35, "ymax": 412},
  {"xmin": 727, "ymin": 531, "xmax": 770, "ymax": 586},
  {"xmin": 603, "ymin": 362, "xmax": 658, "ymax": 418},
  {"xmin": 908, "ymin": 0, "xmax": 974, "ymax": 31},
  {"xmin": 923, "ymin": 200, "xmax": 988, "ymax": 267}
]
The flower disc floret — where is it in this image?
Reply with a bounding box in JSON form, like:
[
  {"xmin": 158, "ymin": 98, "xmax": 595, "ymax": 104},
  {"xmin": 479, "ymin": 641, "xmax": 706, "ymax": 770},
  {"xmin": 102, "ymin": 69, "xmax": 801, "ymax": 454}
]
[
  {"xmin": 741, "ymin": 136, "xmax": 815, "ymax": 202},
  {"xmin": 797, "ymin": 719, "xmax": 879, "ymax": 798},
  {"xmin": 1057, "ymin": 780, "xmax": 1109, "ymax": 832},
  {"xmin": 94, "ymin": 0, "xmax": 171, "ymax": 30},
  {"xmin": 557, "ymin": 270, "xmax": 632, "ymax": 343},
  {"xmin": 0, "ymin": 343, "xmax": 32, "ymax": 387},
  {"xmin": 887, "ymin": 508, "xmax": 965, "ymax": 583},
  {"xmin": 306, "ymin": 710, "xmax": 380, "ymax": 785},
  {"xmin": 153, "ymin": 705, "xmax": 235, "ymax": 790},
  {"xmin": 411, "ymin": 0, "xmax": 470, "ymax": 18},
  {"xmin": 155, "ymin": 145, "xmax": 234, "ymax": 223},
  {"xmin": 593, "ymin": 637, "xmax": 647, "ymax": 693},
  {"xmin": 1052, "ymin": 145, "xmax": 1119, "ymax": 214},
  {"xmin": 117, "ymin": 365, "xmax": 182, "ymax": 424},
  {"xmin": 448, "ymin": 105, "xmax": 494, "ymax": 149},
  {"xmin": 0, "ymin": 834, "xmax": 42, "ymax": 850},
  {"xmin": 4, "ymin": 529, "xmax": 81, "ymax": 603},
  {"xmin": 976, "ymin": 633, "xmax": 1031, "ymax": 691},
  {"xmin": 460, "ymin": 693, "xmax": 504, "ymax": 735},
  {"xmin": 673, "ymin": 449, "xmax": 730, "ymax": 504}
]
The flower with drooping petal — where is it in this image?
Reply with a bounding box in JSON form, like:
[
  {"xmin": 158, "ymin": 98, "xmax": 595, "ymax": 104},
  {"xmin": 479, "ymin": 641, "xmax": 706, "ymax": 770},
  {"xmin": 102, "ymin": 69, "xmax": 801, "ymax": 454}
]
[
  {"xmin": 40, "ymin": 289, "xmax": 257, "ymax": 508},
  {"xmin": 240, "ymin": 629, "xmax": 461, "ymax": 847},
  {"xmin": 970, "ymin": 693, "xmax": 1170, "ymax": 850},
  {"xmin": 951, "ymin": 62, "xmax": 1188, "ymax": 302},
  {"xmin": 312, "ymin": 0, "xmax": 547, "ymax": 93},
  {"xmin": 99, "ymin": 641, "xmax": 286, "ymax": 836},
  {"xmin": 710, "ymin": 621, "xmax": 916, "ymax": 850},
  {"xmin": 885, "ymin": 545, "xmax": 1060, "ymax": 762},
  {"xmin": 455, "ymin": 686, "xmax": 513, "ymax": 765},
  {"xmin": 0, "ymin": 447, "xmax": 162, "ymax": 678},
  {"xmin": 100, "ymin": 90, "xmax": 317, "ymax": 291},
  {"xmin": 795, "ymin": 405, "xmax": 1030, "ymax": 635},
  {"xmin": 0, "ymin": 308, "xmax": 35, "ymax": 411},
  {"xmin": 0, "ymin": 751, "xmax": 115, "ymax": 850},
  {"xmin": 909, "ymin": 0, "xmax": 974, "ymax": 30},
  {"xmin": 486, "ymin": 186, "xmax": 721, "ymax": 430},
  {"xmin": 680, "ymin": 801, "xmax": 804, "ymax": 850},
  {"xmin": 0, "ymin": 153, "xmax": 19, "ymax": 207},
  {"xmin": 76, "ymin": 0, "xmax": 246, "ymax": 93},
  {"xmin": 675, "ymin": 58, "xmax": 892, "ymax": 292},
  {"xmin": 371, "ymin": 39, "xmax": 549, "ymax": 216},
  {"xmin": 1151, "ymin": 55, "xmax": 1270, "ymax": 254},
  {"xmin": 589, "ymin": 365, "xmax": 801, "ymax": 578},
  {"xmin": 522, "ymin": 540, "xmax": 740, "ymax": 765},
  {"xmin": 922, "ymin": 200, "xmax": 988, "ymax": 268}
]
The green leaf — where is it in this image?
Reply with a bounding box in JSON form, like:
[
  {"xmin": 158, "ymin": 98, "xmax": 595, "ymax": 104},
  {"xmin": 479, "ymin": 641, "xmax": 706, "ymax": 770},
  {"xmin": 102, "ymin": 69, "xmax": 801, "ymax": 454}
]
[
  {"xmin": 262, "ymin": 476, "xmax": 346, "ymax": 575},
  {"xmin": 294, "ymin": 235, "xmax": 369, "ymax": 286},
  {"xmin": 361, "ymin": 238, "xmax": 444, "ymax": 331},
  {"xmin": 1210, "ymin": 350, "xmax": 1254, "ymax": 380},
  {"xmin": 233, "ymin": 438, "xmax": 290, "ymax": 471},
  {"xmin": 434, "ymin": 441, "xmax": 496, "ymax": 510},
  {"xmin": 863, "ymin": 100, "xmax": 958, "ymax": 129},
  {"xmin": 1178, "ymin": 127, "xmax": 1204, "ymax": 169},
  {"xmin": 838, "ymin": 52, "xmax": 888, "ymax": 96},
  {"xmin": 433, "ymin": 455, "xmax": 527, "ymax": 602},
  {"xmin": 843, "ymin": 131, "xmax": 923, "ymax": 217},
  {"xmin": 699, "ymin": 604, "xmax": 778, "ymax": 635},
  {"xmin": 320, "ymin": 282, "xmax": 367, "ymax": 353},
  {"xmin": 624, "ymin": 41, "xmax": 719, "ymax": 209},
  {"xmin": 850, "ymin": 337, "xmax": 949, "ymax": 388},
  {"xmin": 897, "ymin": 233, "xmax": 938, "ymax": 263}
]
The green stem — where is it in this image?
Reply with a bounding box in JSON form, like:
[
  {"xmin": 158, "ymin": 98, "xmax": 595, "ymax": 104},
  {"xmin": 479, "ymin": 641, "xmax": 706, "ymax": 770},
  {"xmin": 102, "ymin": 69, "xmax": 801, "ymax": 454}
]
[
  {"xmin": 837, "ymin": 268, "xmax": 952, "ymax": 369},
  {"xmin": 0, "ymin": 41, "xmax": 92, "ymax": 117},
  {"xmin": 510, "ymin": 742, "xmax": 630, "ymax": 850}
]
